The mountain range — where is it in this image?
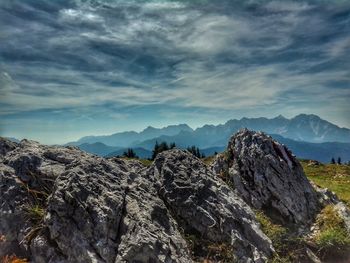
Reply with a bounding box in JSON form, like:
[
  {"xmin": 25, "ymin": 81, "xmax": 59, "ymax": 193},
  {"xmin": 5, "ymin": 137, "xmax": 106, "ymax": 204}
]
[
  {"xmin": 70, "ymin": 124, "xmax": 193, "ymax": 147},
  {"xmin": 67, "ymin": 114, "xmax": 350, "ymax": 162}
]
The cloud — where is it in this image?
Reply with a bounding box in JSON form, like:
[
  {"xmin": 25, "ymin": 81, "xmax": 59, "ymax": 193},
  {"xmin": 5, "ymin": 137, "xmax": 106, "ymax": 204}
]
[
  {"xmin": 1, "ymin": 0, "xmax": 350, "ymax": 142},
  {"xmin": 59, "ymin": 8, "xmax": 104, "ymax": 25}
]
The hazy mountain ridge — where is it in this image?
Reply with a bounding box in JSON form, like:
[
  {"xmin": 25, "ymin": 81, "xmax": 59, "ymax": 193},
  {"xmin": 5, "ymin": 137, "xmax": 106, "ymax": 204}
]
[
  {"xmin": 72, "ymin": 114, "xmax": 350, "ymax": 147},
  {"xmin": 77, "ymin": 142, "xmax": 122, "ymax": 156},
  {"xmin": 69, "ymin": 124, "xmax": 193, "ymax": 147},
  {"xmin": 69, "ymin": 114, "xmax": 350, "ymax": 162},
  {"xmin": 270, "ymin": 135, "xmax": 350, "ymax": 163}
]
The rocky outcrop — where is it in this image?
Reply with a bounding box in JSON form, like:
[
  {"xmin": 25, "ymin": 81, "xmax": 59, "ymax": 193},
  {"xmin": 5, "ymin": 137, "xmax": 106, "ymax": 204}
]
[
  {"xmin": 212, "ymin": 129, "xmax": 321, "ymax": 226},
  {"xmin": 0, "ymin": 138, "xmax": 191, "ymax": 262},
  {"xmin": 3, "ymin": 129, "xmax": 347, "ymax": 262},
  {"xmin": 150, "ymin": 149, "xmax": 274, "ymax": 262},
  {"xmin": 45, "ymin": 155, "xmax": 190, "ymax": 263},
  {"xmin": 0, "ymin": 137, "xmax": 274, "ymax": 262}
]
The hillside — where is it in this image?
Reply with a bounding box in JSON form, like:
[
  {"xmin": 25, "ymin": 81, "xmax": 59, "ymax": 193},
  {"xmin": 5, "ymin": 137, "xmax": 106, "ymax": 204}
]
[
  {"xmin": 270, "ymin": 135, "xmax": 350, "ymax": 163},
  {"xmin": 302, "ymin": 161, "xmax": 350, "ymax": 207}
]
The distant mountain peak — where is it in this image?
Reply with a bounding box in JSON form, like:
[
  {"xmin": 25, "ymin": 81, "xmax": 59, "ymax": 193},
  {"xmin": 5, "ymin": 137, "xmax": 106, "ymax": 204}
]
[
  {"xmin": 275, "ymin": 114, "xmax": 287, "ymax": 120},
  {"xmin": 293, "ymin": 113, "xmax": 321, "ymax": 121},
  {"xmin": 142, "ymin": 126, "xmax": 157, "ymax": 132}
]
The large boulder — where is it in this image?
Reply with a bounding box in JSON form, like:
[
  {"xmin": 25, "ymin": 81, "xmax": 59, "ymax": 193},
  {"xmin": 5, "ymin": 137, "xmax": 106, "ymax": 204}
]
[
  {"xmin": 212, "ymin": 129, "xmax": 321, "ymax": 226},
  {"xmin": 149, "ymin": 149, "xmax": 274, "ymax": 262}
]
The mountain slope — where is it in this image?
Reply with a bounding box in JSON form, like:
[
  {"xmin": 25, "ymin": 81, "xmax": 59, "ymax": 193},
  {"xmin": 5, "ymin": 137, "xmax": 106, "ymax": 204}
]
[
  {"xmin": 69, "ymin": 114, "xmax": 350, "ymax": 162},
  {"xmin": 134, "ymin": 133, "xmax": 350, "ymax": 163},
  {"xmin": 71, "ymin": 115, "xmax": 350, "ymax": 148},
  {"xmin": 76, "ymin": 142, "xmax": 121, "ymax": 156},
  {"xmin": 105, "ymin": 147, "xmax": 152, "ymax": 159},
  {"xmin": 282, "ymin": 114, "xmax": 350, "ymax": 143},
  {"xmin": 69, "ymin": 124, "xmax": 193, "ymax": 147},
  {"xmin": 270, "ymin": 135, "xmax": 350, "ymax": 163}
]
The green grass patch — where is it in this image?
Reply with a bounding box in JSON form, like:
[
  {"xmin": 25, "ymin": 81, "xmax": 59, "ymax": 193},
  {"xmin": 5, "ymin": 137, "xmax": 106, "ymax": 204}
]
[
  {"xmin": 138, "ymin": 159, "xmax": 153, "ymax": 167},
  {"xmin": 313, "ymin": 205, "xmax": 350, "ymax": 260},
  {"xmin": 22, "ymin": 203, "xmax": 46, "ymax": 244},
  {"xmin": 256, "ymin": 211, "xmax": 288, "ymax": 252},
  {"xmin": 120, "ymin": 157, "xmax": 153, "ymax": 167},
  {"xmin": 203, "ymin": 155, "xmax": 216, "ymax": 165},
  {"xmin": 256, "ymin": 211, "xmax": 308, "ymax": 262},
  {"xmin": 301, "ymin": 161, "xmax": 350, "ymax": 206}
]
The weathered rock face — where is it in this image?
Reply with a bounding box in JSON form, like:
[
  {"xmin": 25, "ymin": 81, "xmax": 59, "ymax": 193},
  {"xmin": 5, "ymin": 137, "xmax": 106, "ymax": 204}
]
[
  {"xmin": 0, "ymin": 138, "xmax": 191, "ymax": 262},
  {"xmin": 45, "ymin": 155, "xmax": 190, "ymax": 263},
  {"xmin": 212, "ymin": 129, "xmax": 321, "ymax": 225},
  {"xmin": 0, "ymin": 137, "xmax": 274, "ymax": 262},
  {"xmin": 150, "ymin": 149, "xmax": 274, "ymax": 262}
]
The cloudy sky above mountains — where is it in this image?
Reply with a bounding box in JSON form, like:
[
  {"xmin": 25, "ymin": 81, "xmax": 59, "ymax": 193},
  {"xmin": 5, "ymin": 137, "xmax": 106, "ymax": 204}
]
[{"xmin": 0, "ymin": 0, "xmax": 349, "ymax": 144}]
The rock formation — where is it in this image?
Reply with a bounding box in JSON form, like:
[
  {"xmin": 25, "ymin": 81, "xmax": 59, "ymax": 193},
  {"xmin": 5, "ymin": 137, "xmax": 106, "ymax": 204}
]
[
  {"xmin": 0, "ymin": 137, "xmax": 273, "ymax": 262},
  {"xmin": 211, "ymin": 129, "xmax": 321, "ymax": 226},
  {"xmin": 149, "ymin": 150, "xmax": 273, "ymax": 262},
  {"xmin": 1, "ymin": 129, "xmax": 349, "ymax": 262}
]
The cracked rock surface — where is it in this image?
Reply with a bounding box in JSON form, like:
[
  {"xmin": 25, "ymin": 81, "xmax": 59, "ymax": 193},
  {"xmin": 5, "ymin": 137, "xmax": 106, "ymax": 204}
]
[
  {"xmin": 150, "ymin": 149, "xmax": 274, "ymax": 262},
  {"xmin": 211, "ymin": 129, "xmax": 321, "ymax": 226}
]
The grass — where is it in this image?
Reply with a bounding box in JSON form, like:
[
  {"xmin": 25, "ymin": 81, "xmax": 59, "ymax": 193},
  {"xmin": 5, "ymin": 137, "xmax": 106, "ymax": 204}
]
[
  {"xmin": 255, "ymin": 211, "xmax": 306, "ymax": 262},
  {"xmin": 21, "ymin": 203, "xmax": 46, "ymax": 245},
  {"xmin": 313, "ymin": 205, "xmax": 350, "ymax": 260},
  {"xmin": 138, "ymin": 159, "xmax": 153, "ymax": 167},
  {"xmin": 24, "ymin": 204, "xmax": 45, "ymax": 224},
  {"xmin": 183, "ymin": 233, "xmax": 236, "ymax": 262},
  {"xmin": 301, "ymin": 161, "xmax": 350, "ymax": 207},
  {"xmin": 203, "ymin": 155, "xmax": 216, "ymax": 165},
  {"xmin": 118, "ymin": 157, "xmax": 153, "ymax": 167},
  {"xmin": 255, "ymin": 211, "xmax": 288, "ymax": 252},
  {"xmin": 258, "ymin": 161, "xmax": 350, "ymax": 262}
]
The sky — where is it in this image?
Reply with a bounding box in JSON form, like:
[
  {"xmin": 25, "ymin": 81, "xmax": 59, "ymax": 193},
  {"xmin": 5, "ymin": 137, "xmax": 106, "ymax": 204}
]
[{"xmin": 0, "ymin": 0, "xmax": 349, "ymax": 144}]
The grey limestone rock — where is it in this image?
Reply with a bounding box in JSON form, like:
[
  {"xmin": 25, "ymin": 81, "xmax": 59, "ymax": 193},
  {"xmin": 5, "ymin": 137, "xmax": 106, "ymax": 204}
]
[
  {"xmin": 150, "ymin": 149, "xmax": 274, "ymax": 262},
  {"xmin": 212, "ymin": 129, "xmax": 321, "ymax": 225},
  {"xmin": 5, "ymin": 131, "xmax": 336, "ymax": 262},
  {"xmin": 0, "ymin": 138, "xmax": 191, "ymax": 262}
]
